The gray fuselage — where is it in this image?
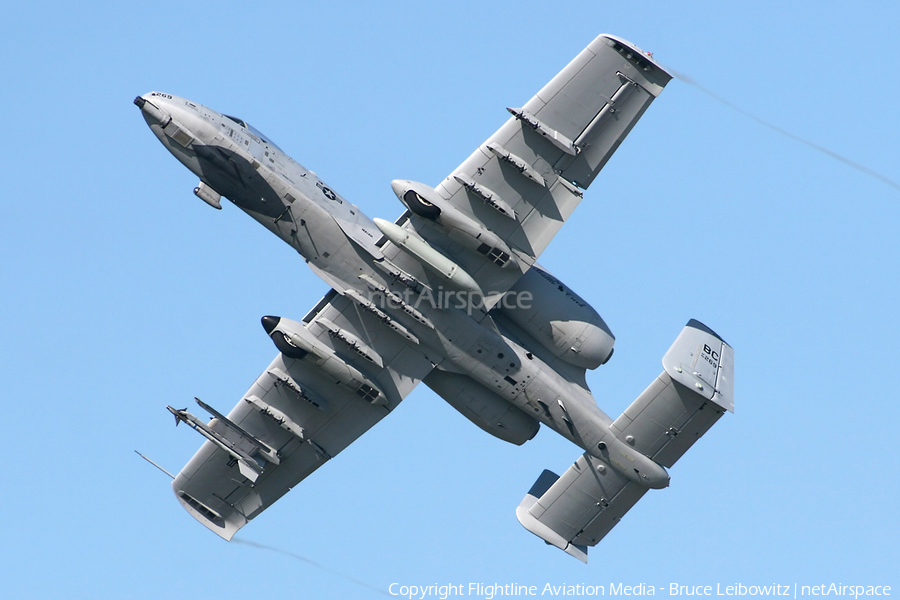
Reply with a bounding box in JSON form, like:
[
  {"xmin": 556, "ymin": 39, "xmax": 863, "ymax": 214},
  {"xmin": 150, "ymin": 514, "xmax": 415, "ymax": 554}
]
[{"xmin": 136, "ymin": 91, "xmax": 669, "ymax": 489}]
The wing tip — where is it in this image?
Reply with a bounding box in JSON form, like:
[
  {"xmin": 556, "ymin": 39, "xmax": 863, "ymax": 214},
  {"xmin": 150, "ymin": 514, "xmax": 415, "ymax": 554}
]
[
  {"xmin": 595, "ymin": 34, "xmax": 673, "ymax": 83},
  {"xmin": 173, "ymin": 485, "xmax": 246, "ymax": 541},
  {"xmin": 516, "ymin": 470, "xmax": 590, "ymax": 563},
  {"xmin": 565, "ymin": 543, "xmax": 589, "ymax": 563}
]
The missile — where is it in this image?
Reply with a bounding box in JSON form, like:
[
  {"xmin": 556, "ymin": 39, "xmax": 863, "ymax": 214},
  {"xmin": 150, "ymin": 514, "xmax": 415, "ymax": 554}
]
[
  {"xmin": 342, "ymin": 288, "xmax": 420, "ymax": 345},
  {"xmin": 357, "ymin": 274, "xmax": 433, "ymax": 330},
  {"xmin": 166, "ymin": 404, "xmax": 264, "ymax": 483},
  {"xmin": 453, "ymin": 173, "xmax": 517, "ymax": 219},
  {"xmin": 194, "ymin": 397, "xmax": 279, "ymax": 465},
  {"xmin": 261, "ymin": 316, "xmax": 387, "ymax": 406},
  {"xmin": 373, "ymin": 218, "xmax": 482, "ymax": 294}
]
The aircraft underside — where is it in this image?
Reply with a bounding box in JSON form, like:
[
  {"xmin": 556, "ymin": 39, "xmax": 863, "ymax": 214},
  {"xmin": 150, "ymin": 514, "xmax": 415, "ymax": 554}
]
[{"xmin": 135, "ymin": 33, "xmax": 733, "ymax": 562}]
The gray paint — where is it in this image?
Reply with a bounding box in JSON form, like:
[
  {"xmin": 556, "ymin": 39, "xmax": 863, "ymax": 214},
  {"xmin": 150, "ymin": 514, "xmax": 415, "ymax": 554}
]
[{"xmin": 136, "ymin": 34, "xmax": 732, "ymax": 561}]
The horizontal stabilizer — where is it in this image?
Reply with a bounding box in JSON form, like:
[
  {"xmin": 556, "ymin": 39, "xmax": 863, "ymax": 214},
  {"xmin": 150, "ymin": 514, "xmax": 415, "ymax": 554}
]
[
  {"xmin": 612, "ymin": 319, "xmax": 734, "ymax": 467},
  {"xmin": 516, "ymin": 454, "xmax": 648, "ymax": 562},
  {"xmin": 517, "ymin": 320, "xmax": 733, "ymax": 560}
]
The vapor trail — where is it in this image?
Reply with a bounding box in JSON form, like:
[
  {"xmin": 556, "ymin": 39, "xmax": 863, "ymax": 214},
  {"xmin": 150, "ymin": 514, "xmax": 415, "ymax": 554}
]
[
  {"xmin": 669, "ymin": 68, "xmax": 900, "ymax": 192},
  {"xmin": 232, "ymin": 538, "xmax": 390, "ymax": 596}
]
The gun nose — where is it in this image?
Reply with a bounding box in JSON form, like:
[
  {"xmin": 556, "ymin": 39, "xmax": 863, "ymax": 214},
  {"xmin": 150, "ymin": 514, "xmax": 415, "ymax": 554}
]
[{"xmin": 134, "ymin": 93, "xmax": 171, "ymax": 127}]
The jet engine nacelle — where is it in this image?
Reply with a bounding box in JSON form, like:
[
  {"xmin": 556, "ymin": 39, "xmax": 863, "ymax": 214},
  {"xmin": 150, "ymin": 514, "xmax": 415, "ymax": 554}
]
[
  {"xmin": 423, "ymin": 369, "xmax": 539, "ymax": 445},
  {"xmin": 498, "ymin": 265, "xmax": 614, "ymax": 370}
]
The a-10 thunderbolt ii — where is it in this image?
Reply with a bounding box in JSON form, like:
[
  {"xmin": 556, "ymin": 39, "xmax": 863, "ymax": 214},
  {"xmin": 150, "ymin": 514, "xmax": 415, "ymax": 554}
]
[{"xmin": 135, "ymin": 34, "xmax": 733, "ymax": 562}]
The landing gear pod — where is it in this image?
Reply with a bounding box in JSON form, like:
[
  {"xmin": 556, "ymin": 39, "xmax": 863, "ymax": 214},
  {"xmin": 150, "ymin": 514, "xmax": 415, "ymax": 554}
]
[
  {"xmin": 402, "ymin": 188, "xmax": 441, "ymax": 220},
  {"xmin": 261, "ymin": 316, "xmax": 387, "ymax": 406},
  {"xmin": 194, "ymin": 181, "xmax": 222, "ymax": 209},
  {"xmin": 391, "ymin": 179, "xmax": 520, "ymax": 269},
  {"xmin": 424, "ymin": 369, "xmax": 540, "ymax": 445}
]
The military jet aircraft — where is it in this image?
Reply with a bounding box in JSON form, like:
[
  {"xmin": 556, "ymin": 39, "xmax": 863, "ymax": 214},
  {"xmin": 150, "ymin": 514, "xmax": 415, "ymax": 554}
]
[{"xmin": 135, "ymin": 34, "xmax": 733, "ymax": 562}]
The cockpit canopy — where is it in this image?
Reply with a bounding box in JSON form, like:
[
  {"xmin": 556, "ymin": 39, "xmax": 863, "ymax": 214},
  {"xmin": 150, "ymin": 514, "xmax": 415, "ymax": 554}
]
[{"xmin": 224, "ymin": 114, "xmax": 282, "ymax": 151}]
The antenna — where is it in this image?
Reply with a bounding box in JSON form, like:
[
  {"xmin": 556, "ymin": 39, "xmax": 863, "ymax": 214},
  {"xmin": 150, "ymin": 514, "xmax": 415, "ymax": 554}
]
[{"xmin": 135, "ymin": 450, "xmax": 176, "ymax": 480}]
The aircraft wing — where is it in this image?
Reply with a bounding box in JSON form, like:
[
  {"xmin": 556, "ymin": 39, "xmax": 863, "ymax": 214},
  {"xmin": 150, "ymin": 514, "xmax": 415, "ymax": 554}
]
[
  {"xmin": 170, "ymin": 290, "xmax": 437, "ymax": 540},
  {"xmin": 517, "ymin": 321, "xmax": 734, "ymax": 561},
  {"xmin": 393, "ymin": 35, "xmax": 672, "ymax": 306}
]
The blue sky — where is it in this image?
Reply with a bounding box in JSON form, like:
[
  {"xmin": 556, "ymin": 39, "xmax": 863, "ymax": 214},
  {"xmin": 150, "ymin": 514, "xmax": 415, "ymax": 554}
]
[{"xmin": 2, "ymin": 1, "xmax": 898, "ymax": 598}]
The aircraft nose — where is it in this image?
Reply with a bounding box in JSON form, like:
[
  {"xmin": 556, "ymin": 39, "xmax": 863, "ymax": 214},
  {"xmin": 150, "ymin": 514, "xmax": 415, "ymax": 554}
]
[{"xmin": 134, "ymin": 93, "xmax": 171, "ymax": 127}]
